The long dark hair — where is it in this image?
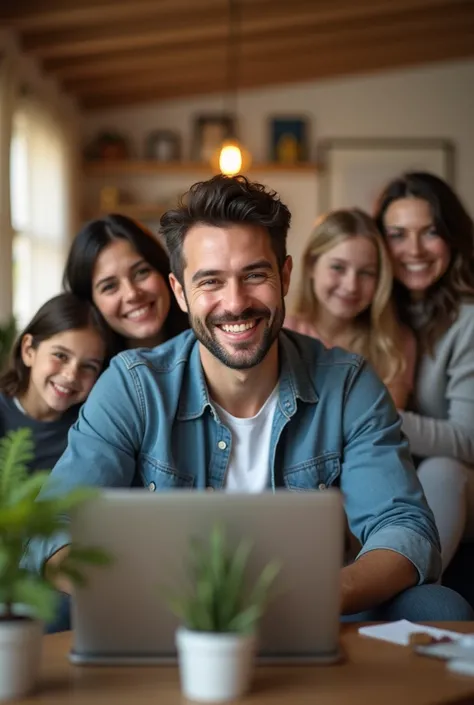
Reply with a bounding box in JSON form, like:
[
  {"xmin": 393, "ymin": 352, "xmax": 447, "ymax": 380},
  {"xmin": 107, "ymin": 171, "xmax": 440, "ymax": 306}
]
[
  {"xmin": 0, "ymin": 293, "xmax": 110, "ymax": 398},
  {"xmin": 374, "ymin": 172, "xmax": 474, "ymax": 351},
  {"xmin": 63, "ymin": 214, "xmax": 189, "ymax": 352}
]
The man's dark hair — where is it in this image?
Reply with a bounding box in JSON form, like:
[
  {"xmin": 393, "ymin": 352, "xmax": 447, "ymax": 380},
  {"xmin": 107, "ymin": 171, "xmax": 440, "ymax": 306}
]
[{"xmin": 159, "ymin": 174, "xmax": 292, "ymax": 284}]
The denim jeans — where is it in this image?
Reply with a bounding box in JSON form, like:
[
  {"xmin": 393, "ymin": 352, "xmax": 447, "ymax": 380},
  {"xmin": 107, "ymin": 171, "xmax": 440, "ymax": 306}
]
[
  {"xmin": 45, "ymin": 584, "xmax": 473, "ymax": 635},
  {"xmin": 342, "ymin": 584, "xmax": 474, "ymax": 622},
  {"xmin": 45, "ymin": 592, "xmax": 71, "ymax": 634},
  {"xmin": 443, "ymin": 542, "xmax": 474, "ymax": 610}
]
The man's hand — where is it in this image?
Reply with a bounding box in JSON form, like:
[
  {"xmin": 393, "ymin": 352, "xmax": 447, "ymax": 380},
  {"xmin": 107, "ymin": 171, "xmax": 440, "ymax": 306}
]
[
  {"xmin": 340, "ymin": 549, "xmax": 418, "ymax": 615},
  {"xmin": 44, "ymin": 545, "xmax": 73, "ymax": 595}
]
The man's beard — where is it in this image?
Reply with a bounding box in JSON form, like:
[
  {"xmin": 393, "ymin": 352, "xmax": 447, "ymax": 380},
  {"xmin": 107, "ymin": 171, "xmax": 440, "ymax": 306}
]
[{"xmin": 189, "ymin": 303, "xmax": 285, "ymax": 370}]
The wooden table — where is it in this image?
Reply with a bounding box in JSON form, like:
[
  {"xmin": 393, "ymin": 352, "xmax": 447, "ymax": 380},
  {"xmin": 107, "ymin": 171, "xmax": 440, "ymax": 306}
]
[{"xmin": 19, "ymin": 623, "xmax": 474, "ymax": 704}]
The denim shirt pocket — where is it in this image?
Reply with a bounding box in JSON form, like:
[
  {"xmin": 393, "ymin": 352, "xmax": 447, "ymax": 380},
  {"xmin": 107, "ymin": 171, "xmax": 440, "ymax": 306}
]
[
  {"xmin": 139, "ymin": 454, "xmax": 195, "ymax": 490},
  {"xmin": 282, "ymin": 451, "xmax": 341, "ymax": 490}
]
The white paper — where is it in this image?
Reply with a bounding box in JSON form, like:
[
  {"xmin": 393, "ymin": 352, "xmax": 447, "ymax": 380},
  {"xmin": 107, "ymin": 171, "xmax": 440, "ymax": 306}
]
[{"xmin": 358, "ymin": 619, "xmax": 464, "ymax": 646}]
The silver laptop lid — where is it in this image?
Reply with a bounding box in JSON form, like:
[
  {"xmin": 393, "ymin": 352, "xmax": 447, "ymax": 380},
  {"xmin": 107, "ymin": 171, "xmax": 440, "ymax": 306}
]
[{"xmin": 69, "ymin": 489, "xmax": 344, "ymax": 663}]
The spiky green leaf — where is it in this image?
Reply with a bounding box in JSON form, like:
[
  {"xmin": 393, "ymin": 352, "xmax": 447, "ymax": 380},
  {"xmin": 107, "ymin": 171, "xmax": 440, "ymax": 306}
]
[
  {"xmin": 11, "ymin": 575, "xmax": 58, "ymax": 622},
  {"xmin": 0, "ymin": 428, "xmax": 111, "ymax": 619},
  {"xmin": 218, "ymin": 536, "xmax": 253, "ymax": 628},
  {"xmin": 164, "ymin": 594, "xmax": 189, "ymax": 622},
  {"xmin": 248, "ymin": 560, "xmax": 282, "ymax": 609},
  {"xmin": 67, "ymin": 546, "xmax": 113, "ymax": 567},
  {"xmin": 0, "ymin": 545, "xmax": 10, "ymax": 577},
  {"xmin": 161, "ymin": 522, "xmax": 280, "ymax": 634},
  {"xmin": 6, "ymin": 471, "xmax": 50, "ymax": 506},
  {"xmin": 227, "ymin": 604, "xmax": 263, "ymax": 634},
  {"xmin": 0, "ymin": 428, "xmax": 34, "ymax": 501}
]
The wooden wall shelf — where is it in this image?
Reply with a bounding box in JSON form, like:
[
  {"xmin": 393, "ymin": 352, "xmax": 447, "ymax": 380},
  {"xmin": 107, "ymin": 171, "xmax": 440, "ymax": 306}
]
[
  {"xmin": 84, "ymin": 203, "xmax": 167, "ymax": 221},
  {"xmin": 83, "ymin": 160, "xmax": 318, "ymax": 177}
]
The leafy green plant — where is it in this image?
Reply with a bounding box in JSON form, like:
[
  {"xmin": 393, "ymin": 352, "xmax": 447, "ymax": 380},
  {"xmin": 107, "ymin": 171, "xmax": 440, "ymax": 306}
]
[
  {"xmin": 0, "ymin": 428, "xmax": 112, "ymax": 622},
  {"xmin": 0, "ymin": 316, "xmax": 16, "ymax": 374},
  {"xmin": 163, "ymin": 523, "xmax": 281, "ymax": 634}
]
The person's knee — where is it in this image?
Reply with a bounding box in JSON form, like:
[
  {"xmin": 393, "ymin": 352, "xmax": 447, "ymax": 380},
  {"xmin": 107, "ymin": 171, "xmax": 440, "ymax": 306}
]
[
  {"xmin": 424, "ymin": 585, "xmax": 474, "ymax": 620},
  {"xmin": 417, "ymin": 457, "xmax": 468, "ymax": 488},
  {"xmin": 388, "ymin": 584, "xmax": 473, "ymax": 622}
]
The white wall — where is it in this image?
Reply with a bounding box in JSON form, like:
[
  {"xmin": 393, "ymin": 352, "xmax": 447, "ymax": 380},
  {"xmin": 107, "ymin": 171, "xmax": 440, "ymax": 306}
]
[{"xmin": 82, "ymin": 59, "xmax": 474, "ymax": 307}]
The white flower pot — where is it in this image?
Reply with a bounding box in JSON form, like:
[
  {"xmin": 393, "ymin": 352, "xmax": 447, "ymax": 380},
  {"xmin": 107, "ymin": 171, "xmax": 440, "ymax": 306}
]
[
  {"xmin": 176, "ymin": 627, "xmax": 256, "ymax": 702},
  {"xmin": 0, "ymin": 618, "xmax": 43, "ymax": 701}
]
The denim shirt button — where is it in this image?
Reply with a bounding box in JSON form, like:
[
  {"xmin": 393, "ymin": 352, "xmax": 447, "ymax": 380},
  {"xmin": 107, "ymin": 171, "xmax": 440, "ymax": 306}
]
[
  {"xmin": 217, "ymin": 440, "xmax": 227, "ymax": 450},
  {"xmin": 148, "ymin": 481, "xmax": 156, "ymax": 492},
  {"xmin": 318, "ymin": 483, "xmax": 327, "ymax": 490}
]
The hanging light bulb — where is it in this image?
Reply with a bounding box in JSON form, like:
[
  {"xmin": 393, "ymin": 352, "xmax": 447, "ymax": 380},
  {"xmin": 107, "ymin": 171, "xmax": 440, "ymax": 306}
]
[
  {"xmin": 214, "ymin": 0, "xmax": 251, "ymax": 177},
  {"xmin": 219, "ymin": 140, "xmax": 243, "ymax": 176},
  {"xmin": 214, "ymin": 138, "xmax": 251, "ymax": 176}
]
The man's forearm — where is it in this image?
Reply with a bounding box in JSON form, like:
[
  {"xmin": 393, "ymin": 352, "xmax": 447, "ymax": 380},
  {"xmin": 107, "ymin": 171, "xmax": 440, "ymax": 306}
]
[{"xmin": 341, "ymin": 549, "xmax": 418, "ymax": 615}]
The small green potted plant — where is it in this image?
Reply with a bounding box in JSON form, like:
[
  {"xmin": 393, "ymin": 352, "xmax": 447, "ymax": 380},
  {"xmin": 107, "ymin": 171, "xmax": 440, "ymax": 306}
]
[
  {"xmin": 0, "ymin": 428, "xmax": 111, "ymax": 702},
  {"xmin": 164, "ymin": 523, "xmax": 281, "ymax": 703}
]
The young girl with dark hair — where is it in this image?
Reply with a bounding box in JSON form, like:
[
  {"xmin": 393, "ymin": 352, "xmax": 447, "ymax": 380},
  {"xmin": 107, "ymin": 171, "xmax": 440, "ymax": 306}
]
[{"xmin": 0, "ymin": 293, "xmax": 108, "ymax": 474}]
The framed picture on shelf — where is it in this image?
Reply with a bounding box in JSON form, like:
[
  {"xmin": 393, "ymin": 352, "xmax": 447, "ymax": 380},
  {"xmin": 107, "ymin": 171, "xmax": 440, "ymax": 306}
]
[
  {"xmin": 192, "ymin": 114, "xmax": 236, "ymax": 163},
  {"xmin": 269, "ymin": 116, "xmax": 310, "ymax": 164},
  {"xmin": 317, "ymin": 137, "xmax": 455, "ymax": 213},
  {"xmin": 145, "ymin": 130, "xmax": 181, "ymax": 162},
  {"xmin": 84, "ymin": 131, "xmax": 131, "ymax": 161}
]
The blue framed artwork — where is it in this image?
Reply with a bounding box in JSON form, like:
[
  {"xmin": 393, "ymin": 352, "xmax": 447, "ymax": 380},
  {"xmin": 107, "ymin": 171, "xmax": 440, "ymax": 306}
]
[{"xmin": 269, "ymin": 117, "xmax": 309, "ymax": 164}]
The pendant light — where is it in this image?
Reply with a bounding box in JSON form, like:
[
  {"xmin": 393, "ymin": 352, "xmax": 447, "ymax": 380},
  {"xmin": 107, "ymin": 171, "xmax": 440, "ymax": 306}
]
[{"xmin": 217, "ymin": 0, "xmax": 251, "ymax": 176}]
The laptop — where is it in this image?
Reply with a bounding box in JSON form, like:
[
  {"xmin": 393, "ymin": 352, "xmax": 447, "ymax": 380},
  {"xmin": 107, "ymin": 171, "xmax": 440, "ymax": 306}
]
[{"xmin": 69, "ymin": 489, "xmax": 344, "ymax": 665}]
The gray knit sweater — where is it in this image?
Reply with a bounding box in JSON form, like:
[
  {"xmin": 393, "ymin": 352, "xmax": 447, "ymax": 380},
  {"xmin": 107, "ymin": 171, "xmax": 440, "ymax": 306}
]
[{"xmin": 400, "ymin": 302, "xmax": 474, "ymax": 464}]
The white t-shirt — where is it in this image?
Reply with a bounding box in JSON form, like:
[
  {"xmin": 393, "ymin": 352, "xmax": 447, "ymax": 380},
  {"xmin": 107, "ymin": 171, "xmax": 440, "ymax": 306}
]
[{"xmin": 214, "ymin": 385, "xmax": 279, "ymax": 493}]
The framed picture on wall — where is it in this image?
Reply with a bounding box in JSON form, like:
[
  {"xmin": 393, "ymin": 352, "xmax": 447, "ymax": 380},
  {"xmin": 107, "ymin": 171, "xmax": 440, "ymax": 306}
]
[
  {"xmin": 269, "ymin": 116, "xmax": 310, "ymax": 164},
  {"xmin": 317, "ymin": 138, "xmax": 455, "ymax": 214},
  {"xmin": 192, "ymin": 114, "xmax": 236, "ymax": 164},
  {"xmin": 145, "ymin": 130, "xmax": 181, "ymax": 162}
]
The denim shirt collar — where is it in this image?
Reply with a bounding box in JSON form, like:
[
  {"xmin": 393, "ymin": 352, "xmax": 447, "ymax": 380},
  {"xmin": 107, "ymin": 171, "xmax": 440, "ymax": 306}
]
[{"xmin": 177, "ymin": 331, "xmax": 319, "ymax": 421}]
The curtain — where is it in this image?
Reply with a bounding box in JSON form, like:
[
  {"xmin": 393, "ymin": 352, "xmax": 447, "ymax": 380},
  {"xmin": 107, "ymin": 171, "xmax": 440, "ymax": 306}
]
[
  {"xmin": 0, "ymin": 31, "xmax": 79, "ymax": 331},
  {"xmin": 10, "ymin": 93, "xmax": 77, "ymax": 329},
  {"xmin": 0, "ymin": 53, "xmax": 15, "ymax": 324}
]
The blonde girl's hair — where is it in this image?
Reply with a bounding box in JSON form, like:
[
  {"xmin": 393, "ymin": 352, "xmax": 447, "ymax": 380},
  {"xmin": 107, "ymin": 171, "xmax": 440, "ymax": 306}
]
[{"xmin": 294, "ymin": 208, "xmax": 405, "ymax": 385}]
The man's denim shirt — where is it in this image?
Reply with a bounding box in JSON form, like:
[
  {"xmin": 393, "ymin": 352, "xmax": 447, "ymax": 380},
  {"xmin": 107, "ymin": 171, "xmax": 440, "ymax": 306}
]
[{"xmin": 25, "ymin": 329, "xmax": 442, "ymax": 583}]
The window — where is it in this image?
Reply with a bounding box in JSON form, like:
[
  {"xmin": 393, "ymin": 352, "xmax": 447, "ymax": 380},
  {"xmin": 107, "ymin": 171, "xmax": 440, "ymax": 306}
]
[{"xmin": 10, "ymin": 101, "xmax": 69, "ymax": 329}]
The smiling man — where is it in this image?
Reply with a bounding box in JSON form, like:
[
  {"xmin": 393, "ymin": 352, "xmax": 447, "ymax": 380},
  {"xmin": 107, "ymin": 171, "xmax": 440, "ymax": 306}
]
[{"xmin": 25, "ymin": 175, "xmax": 472, "ymax": 628}]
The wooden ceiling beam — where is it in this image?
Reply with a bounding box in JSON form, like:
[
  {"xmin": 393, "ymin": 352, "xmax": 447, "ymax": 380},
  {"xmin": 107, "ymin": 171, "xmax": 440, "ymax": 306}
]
[
  {"xmin": 62, "ymin": 8, "xmax": 474, "ymax": 94},
  {"xmin": 4, "ymin": 0, "xmax": 454, "ymax": 32},
  {"xmin": 3, "ymin": 0, "xmax": 226, "ymax": 31},
  {"xmin": 47, "ymin": 0, "xmax": 472, "ymax": 82},
  {"xmin": 20, "ymin": 0, "xmax": 468, "ymax": 59},
  {"xmin": 79, "ymin": 30, "xmax": 474, "ymax": 109},
  {"xmin": 50, "ymin": 43, "xmax": 227, "ymax": 81}
]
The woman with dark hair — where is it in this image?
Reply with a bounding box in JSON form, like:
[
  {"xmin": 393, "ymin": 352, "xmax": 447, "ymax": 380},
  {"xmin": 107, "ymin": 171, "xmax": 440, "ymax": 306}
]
[
  {"xmin": 63, "ymin": 214, "xmax": 189, "ymax": 354},
  {"xmin": 0, "ymin": 292, "xmax": 109, "ymax": 474},
  {"xmin": 374, "ymin": 172, "xmax": 474, "ymax": 576}
]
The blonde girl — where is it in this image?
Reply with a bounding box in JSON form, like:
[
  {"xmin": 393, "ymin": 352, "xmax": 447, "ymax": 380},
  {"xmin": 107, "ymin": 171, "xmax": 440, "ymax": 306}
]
[{"xmin": 285, "ymin": 208, "xmax": 416, "ymax": 408}]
